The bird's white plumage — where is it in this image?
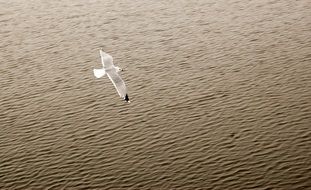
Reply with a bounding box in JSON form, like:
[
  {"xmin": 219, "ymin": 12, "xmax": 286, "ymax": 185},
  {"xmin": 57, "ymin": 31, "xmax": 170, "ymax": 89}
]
[
  {"xmin": 106, "ymin": 69, "xmax": 127, "ymax": 98},
  {"xmin": 100, "ymin": 50, "xmax": 113, "ymax": 69},
  {"xmin": 93, "ymin": 68, "xmax": 106, "ymax": 78},
  {"xmin": 93, "ymin": 49, "xmax": 129, "ymax": 102}
]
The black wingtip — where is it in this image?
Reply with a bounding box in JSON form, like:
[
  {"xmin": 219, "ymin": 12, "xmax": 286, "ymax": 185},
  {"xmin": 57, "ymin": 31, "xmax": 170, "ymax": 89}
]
[{"xmin": 124, "ymin": 94, "xmax": 130, "ymax": 102}]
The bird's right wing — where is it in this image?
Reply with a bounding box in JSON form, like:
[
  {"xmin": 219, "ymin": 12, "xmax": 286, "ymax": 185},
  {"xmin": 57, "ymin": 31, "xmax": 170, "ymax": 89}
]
[
  {"xmin": 106, "ymin": 69, "xmax": 127, "ymax": 99},
  {"xmin": 100, "ymin": 49, "xmax": 113, "ymax": 69}
]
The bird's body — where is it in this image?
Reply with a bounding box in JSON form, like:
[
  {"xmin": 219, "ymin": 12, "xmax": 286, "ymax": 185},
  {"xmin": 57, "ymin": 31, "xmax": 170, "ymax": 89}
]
[{"xmin": 93, "ymin": 49, "xmax": 130, "ymax": 102}]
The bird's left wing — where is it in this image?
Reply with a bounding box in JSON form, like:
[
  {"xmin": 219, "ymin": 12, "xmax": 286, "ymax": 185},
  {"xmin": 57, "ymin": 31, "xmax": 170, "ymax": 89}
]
[{"xmin": 100, "ymin": 49, "xmax": 113, "ymax": 69}]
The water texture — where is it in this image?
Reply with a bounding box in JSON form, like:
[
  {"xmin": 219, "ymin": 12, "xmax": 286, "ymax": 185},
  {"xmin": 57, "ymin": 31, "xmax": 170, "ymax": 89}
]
[{"xmin": 1, "ymin": 0, "xmax": 310, "ymax": 189}]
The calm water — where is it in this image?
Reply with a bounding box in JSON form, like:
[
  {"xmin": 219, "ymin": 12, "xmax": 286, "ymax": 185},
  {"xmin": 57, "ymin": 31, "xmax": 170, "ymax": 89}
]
[{"xmin": 1, "ymin": 0, "xmax": 311, "ymax": 189}]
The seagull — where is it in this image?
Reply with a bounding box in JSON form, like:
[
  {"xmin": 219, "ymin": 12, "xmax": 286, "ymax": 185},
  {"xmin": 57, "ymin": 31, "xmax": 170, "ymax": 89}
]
[{"xmin": 93, "ymin": 49, "xmax": 130, "ymax": 102}]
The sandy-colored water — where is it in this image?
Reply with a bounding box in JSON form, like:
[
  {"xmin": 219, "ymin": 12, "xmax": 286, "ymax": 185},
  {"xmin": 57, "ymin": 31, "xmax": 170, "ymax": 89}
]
[{"xmin": 1, "ymin": 0, "xmax": 311, "ymax": 189}]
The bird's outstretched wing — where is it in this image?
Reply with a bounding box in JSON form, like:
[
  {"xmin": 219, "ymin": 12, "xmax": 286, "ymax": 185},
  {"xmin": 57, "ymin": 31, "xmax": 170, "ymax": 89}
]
[
  {"xmin": 100, "ymin": 49, "xmax": 113, "ymax": 69},
  {"xmin": 106, "ymin": 69, "xmax": 128, "ymax": 100}
]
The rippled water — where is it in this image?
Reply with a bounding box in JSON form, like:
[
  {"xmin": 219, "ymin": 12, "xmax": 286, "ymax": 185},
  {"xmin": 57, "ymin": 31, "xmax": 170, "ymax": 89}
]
[{"xmin": 1, "ymin": 0, "xmax": 311, "ymax": 189}]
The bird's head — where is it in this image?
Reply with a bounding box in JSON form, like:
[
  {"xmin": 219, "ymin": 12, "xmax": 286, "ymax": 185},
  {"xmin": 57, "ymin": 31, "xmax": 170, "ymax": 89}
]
[{"xmin": 115, "ymin": 66, "xmax": 124, "ymax": 72}]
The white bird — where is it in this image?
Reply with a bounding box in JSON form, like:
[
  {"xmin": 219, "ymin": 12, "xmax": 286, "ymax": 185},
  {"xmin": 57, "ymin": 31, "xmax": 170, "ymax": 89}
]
[{"xmin": 93, "ymin": 49, "xmax": 130, "ymax": 102}]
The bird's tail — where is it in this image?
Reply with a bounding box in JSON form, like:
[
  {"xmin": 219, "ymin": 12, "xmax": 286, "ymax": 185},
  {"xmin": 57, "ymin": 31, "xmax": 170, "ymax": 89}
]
[{"xmin": 93, "ymin": 68, "xmax": 106, "ymax": 78}]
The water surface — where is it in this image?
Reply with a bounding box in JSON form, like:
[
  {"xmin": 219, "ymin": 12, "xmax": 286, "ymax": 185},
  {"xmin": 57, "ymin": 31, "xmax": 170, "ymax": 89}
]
[{"xmin": 1, "ymin": 0, "xmax": 310, "ymax": 189}]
